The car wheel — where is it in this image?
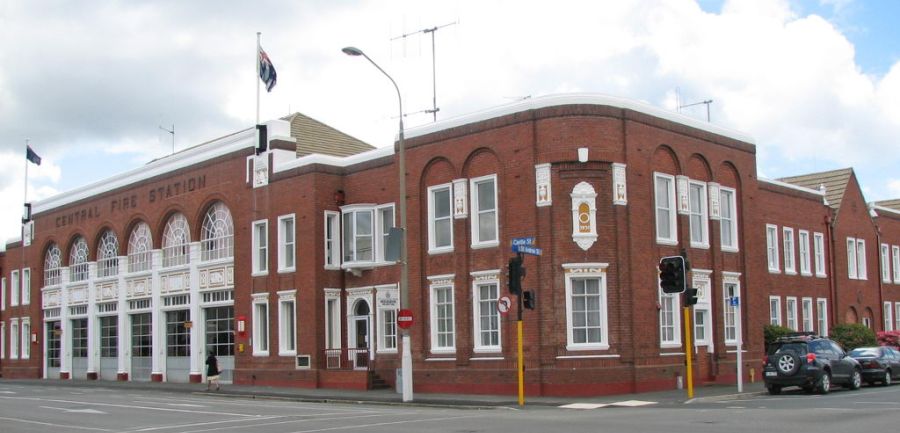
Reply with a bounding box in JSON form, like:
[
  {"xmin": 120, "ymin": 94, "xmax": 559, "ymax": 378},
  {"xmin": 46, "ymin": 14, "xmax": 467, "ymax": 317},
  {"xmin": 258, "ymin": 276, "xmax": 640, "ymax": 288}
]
[
  {"xmin": 848, "ymin": 369, "xmax": 862, "ymax": 390},
  {"xmin": 883, "ymin": 370, "xmax": 892, "ymax": 386},
  {"xmin": 776, "ymin": 352, "xmax": 801, "ymax": 376},
  {"xmin": 816, "ymin": 372, "xmax": 831, "ymax": 394},
  {"xmin": 767, "ymin": 385, "xmax": 782, "ymax": 395}
]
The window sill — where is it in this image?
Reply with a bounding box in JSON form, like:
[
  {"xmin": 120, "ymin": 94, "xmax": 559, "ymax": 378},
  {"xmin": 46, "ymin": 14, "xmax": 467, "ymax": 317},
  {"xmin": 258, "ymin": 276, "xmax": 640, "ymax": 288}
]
[
  {"xmin": 471, "ymin": 241, "xmax": 499, "ymax": 250},
  {"xmin": 816, "ymin": 273, "xmax": 828, "ymax": 278},
  {"xmin": 565, "ymin": 343, "xmax": 610, "ymax": 352},
  {"xmin": 660, "ymin": 343, "xmax": 682, "ymax": 349},
  {"xmin": 278, "ymin": 350, "xmax": 297, "ymax": 357},
  {"xmin": 801, "ymin": 272, "xmax": 813, "ymax": 277},
  {"xmin": 428, "ymin": 247, "xmax": 454, "ymax": 256},
  {"xmin": 656, "ymin": 238, "xmax": 678, "ymax": 246},
  {"xmin": 430, "ymin": 348, "xmax": 456, "ymax": 355},
  {"xmin": 721, "ymin": 246, "xmax": 739, "ymax": 253},
  {"xmin": 784, "ymin": 270, "xmax": 797, "ymax": 275},
  {"xmin": 277, "ymin": 267, "xmax": 296, "ymax": 274},
  {"xmin": 473, "ymin": 347, "xmax": 501, "ymax": 354},
  {"xmin": 252, "ymin": 351, "xmax": 270, "ymax": 357},
  {"xmin": 251, "ymin": 271, "xmax": 269, "ymax": 278},
  {"xmin": 690, "ymin": 242, "xmax": 710, "ymax": 250},
  {"xmin": 470, "ymin": 356, "xmax": 504, "ymax": 361},
  {"xmin": 768, "ymin": 269, "xmax": 781, "ymax": 274},
  {"xmin": 377, "ymin": 349, "xmax": 398, "ymax": 355}
]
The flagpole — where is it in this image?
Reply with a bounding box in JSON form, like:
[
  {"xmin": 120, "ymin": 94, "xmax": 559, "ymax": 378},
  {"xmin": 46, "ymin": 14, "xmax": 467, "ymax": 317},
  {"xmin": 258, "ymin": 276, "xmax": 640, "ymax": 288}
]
[
  {"xmin": 256, "ymin": 32, "xmax": 261, "ymax": 125},
  {"xmin": 23, "ymin": 139, "xmax": 29, "ymax": 214}
]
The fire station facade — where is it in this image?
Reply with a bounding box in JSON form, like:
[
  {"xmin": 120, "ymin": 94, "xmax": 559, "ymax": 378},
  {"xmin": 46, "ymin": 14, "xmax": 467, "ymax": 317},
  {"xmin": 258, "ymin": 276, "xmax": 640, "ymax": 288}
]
[{"xmin": 2, "ymin": 94, "xmax": 899, "ymax": 396}]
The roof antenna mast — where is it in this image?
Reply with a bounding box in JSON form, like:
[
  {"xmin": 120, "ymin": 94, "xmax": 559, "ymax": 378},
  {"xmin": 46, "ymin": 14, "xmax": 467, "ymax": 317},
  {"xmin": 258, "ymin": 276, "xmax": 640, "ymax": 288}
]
[
  {"xmin": 159, "ymin": 124, "xmax": 175, "ymax": 154},
  {"xmin": 392, "ymin": 21, "xmax": 457, "ymax": 122}
]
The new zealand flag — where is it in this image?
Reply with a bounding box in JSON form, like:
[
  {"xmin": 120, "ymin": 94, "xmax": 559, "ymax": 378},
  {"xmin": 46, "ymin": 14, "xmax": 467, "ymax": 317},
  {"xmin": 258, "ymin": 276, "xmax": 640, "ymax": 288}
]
[{"xmin": 258, "ymin": 46, "xmax": 277, "ymax": 92}]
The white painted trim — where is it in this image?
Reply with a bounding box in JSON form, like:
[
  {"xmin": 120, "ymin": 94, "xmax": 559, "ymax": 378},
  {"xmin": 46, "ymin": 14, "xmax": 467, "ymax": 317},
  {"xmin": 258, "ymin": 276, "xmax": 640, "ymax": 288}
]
[
  {"xmin": 404, "ymin": 93, "xmax": 756, "ymax": 144},
  {"xmin": 556, "ymin": 354, "xmax": 621, "ymax": 359},
  {"xmin": 654, "ymin": 173, "xmax": 678, "ymax": 245},
  {"xmin": 469, "ymin": 174, "xmax": 500, "ymax": 248},
  {"xmin": 277, "ymin": 214, "xmax": 296, "ymax": 273},
  {"xmin": 758, "ymin": 177, "xmax": 825, "ymax": 196}
]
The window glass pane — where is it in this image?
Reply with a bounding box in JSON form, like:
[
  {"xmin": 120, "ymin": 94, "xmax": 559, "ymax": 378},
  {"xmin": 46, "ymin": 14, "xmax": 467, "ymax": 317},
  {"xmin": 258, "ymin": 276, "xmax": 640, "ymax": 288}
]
[
  {"xmin": 479, "ymin": 211, "xmax": 497, "ymax": 242},
  {"xmin": 477, "ymin": 181, "xmax": 495, "ymax": 210},
  {"xmin": 435, "ymin": 219, "xmax": 451, "ymax": 247},
  {"xmin": 435, "ymin": 189, "xmax": 450, "ymax": 218}
]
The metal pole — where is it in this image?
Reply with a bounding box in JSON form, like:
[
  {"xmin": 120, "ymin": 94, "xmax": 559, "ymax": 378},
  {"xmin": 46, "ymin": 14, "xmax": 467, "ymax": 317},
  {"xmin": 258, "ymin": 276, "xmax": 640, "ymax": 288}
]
[
  {"xmin": 430, "ymin": 29, "xmax": 437, "ymax": 122},
  {"xmin": 516, "ymin": 251, "xmax": 525, "ymax": 406},
  {"xmin": 256, "ymin": 32, "xmax": 261, "ymax": 125},
  {"xmin": 683, "ymin": 306, "xmax": 694, "ymax": 399},
  {"xmin": 737, "ymin": 298, "xmax": 743, "ymax": 393}
]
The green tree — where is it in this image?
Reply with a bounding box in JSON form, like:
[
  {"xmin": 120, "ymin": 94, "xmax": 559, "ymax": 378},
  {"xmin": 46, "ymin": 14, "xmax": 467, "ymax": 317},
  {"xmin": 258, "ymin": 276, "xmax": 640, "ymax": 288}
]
[{"xmin": 763, "ymin": 324, "xmax": 794, "ymax": 352}]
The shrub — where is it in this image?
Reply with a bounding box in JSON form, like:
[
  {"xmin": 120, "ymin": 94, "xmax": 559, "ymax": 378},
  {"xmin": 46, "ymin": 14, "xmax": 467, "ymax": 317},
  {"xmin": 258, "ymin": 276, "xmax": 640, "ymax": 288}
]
[
  {"xmin": 877, "ymin": 330, "xmax": 900, "ymax": 349},
  {"xmin": 830, "ymin": 323, "xmax": 877, "ymax": 350},
  {"xmin": 763, "ymin": 324, "xmax": 794, "ymax": 347}
]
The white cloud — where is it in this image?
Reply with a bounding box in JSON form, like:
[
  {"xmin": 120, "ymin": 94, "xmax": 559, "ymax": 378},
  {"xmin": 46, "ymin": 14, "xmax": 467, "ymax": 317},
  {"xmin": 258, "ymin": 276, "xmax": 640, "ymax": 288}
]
[{"xmin": 1, "ymin": 0, "xmax": 899, "ymax": 242}]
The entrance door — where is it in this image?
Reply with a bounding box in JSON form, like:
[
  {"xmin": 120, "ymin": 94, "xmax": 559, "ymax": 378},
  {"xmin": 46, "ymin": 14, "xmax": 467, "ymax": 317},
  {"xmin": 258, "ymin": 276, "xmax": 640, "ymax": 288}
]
[
  {"xmin": 98, "ymin": 316, "xmax": 118, "ymax": 380},
  {"xmin": 130, "ymin": 313, "xmax": 152, "ymax": 381},
  {"xmin": 46, "ymin": 321, "xmax": 61, "ymax": 379},
  {"xmin": 165, "ymin": 310, "xmax": 190, "ymax": 383},
  {"xmin": 204, "ymin": 306, "xmax": 234, "ymax": 383},
  {"xmin": 350, "ymin": 301, "xmax": 370, "ymax": 369},
  {"xmin": 70, "ymin": 318, "xmax": 88, "ymax": 379}
]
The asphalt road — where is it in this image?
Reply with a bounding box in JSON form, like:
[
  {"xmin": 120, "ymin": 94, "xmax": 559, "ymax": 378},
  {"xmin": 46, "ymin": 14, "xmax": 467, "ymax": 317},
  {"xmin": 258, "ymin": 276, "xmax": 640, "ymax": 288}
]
[{"xmin": 0, "ymin": 382, "xmax": 898, "ymax": 433}]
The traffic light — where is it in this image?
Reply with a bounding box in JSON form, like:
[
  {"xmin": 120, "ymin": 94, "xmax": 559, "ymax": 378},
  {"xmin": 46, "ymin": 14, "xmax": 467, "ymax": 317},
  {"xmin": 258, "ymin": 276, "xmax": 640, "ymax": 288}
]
[
  {"xmin": 508, "ymin": 255, "xmax": 524, "ymax": 295},
  {"xmin": 523, "ymin": 290, "xmax": 535, "ymax": 310},
  {"xmin": 659, "ymin": 256, "xmax": 686, "ymax": 294},
  {"xmin": 684, "ymin": 287, "xmax": 699, "ymax": 306}
]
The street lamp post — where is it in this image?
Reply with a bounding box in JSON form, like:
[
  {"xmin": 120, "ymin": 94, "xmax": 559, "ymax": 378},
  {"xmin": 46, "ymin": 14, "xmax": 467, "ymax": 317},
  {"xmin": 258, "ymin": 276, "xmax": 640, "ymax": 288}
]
[{"xmin": 342, "ymin": 46, "xmax": 413, "ymax": 402}]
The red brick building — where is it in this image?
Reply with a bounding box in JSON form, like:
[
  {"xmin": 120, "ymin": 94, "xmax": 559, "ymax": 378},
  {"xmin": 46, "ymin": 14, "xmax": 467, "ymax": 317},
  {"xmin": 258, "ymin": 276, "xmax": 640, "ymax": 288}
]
[{"xmin": 1, "ymin": 94, "xmax": 897, "ymax": 396}]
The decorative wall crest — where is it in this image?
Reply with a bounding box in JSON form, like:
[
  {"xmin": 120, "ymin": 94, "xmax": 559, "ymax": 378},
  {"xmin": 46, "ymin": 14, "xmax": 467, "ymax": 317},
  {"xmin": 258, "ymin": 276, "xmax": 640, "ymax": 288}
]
[
  {"xmin": 253, "ymin": 154, "xmax": 269, "ymax": 188},
  {"xmin": 612, "ymin": 163, "xmax": 627, "ymax": 206},
  {"xmin": 708, "ymin": 182, "xmax": 721, "ymax": 220},
  {"xmin": 535, "ymin": 163, "xmax": 552, "ymax": 207},
  {"xmin": 452, "ymin": 179, "xmax": 468, "ymax": 218},
  {"xmin": 570, "ymin": 181, "xmax": 598, "ymax": 251},
  {"xmin": 677, "ymin": 175, "xmax": 690, "ymax": 215}
]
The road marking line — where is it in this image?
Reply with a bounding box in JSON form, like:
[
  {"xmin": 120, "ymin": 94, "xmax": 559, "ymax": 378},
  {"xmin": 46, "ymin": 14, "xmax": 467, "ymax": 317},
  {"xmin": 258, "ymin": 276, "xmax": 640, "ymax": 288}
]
[
  {"xmin": 178, "ymin": 413, "xmax": 406, "ymax": 433},
  {"xmin": 283, "ymin": 414, "xmax": 487, "ymax": 433},
  {"xmin": 611, "ymin": 400, "xmax": 657, "ymax": 407},
  {"xmin": 0, "ymin": 395, "xmax": 262, "ymax": 417},
  {"xmin": 125, "ymin": 416, "xmax": 287, "ymax": 432},
  {"xmin": 559, "ymin": 403, "xmax": 609, "ymax": 409},
  {"xmin": 0, "ymin": 415, "xmax": 114, "ymax": 432}
]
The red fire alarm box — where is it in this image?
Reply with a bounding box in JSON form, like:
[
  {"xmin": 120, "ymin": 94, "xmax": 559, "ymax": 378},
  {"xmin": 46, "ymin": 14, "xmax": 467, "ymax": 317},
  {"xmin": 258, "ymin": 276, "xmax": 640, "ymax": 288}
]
[{"xmin": 237, "ymin": 316, "xmax": 247, "ymax": 337}]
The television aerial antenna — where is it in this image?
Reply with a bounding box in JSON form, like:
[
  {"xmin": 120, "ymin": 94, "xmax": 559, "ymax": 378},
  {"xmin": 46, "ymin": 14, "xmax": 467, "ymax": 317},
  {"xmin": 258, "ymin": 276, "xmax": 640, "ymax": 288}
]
[{"xmin": 392, "ymin": 21, "xmax": 458, "ymax": 122}]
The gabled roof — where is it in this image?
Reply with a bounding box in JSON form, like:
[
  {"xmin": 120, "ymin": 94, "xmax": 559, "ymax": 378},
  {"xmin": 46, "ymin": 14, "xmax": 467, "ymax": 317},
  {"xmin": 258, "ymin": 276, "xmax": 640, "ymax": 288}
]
[
  {"xmin": 874, "ymin": 199, "xmax": 900, "ymax": 212},
  {"xmin": 779, "ymin": 168, "xmax": 853, "ymax": 210},
  {"xmin": 284, "ymin": 113, "xmax": 375, "ymax": 158}
]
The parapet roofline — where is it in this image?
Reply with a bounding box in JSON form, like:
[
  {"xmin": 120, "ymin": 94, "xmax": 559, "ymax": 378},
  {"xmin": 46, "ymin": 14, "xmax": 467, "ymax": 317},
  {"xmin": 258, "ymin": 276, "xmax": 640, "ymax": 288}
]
[
  {"xmin": 759, "ymin": 177, "xmax": 826, "ymax": 197},
  {"xmin": 32, "ymin": 127, "xmax": 257, "ymax": 215},
  {"xmin": 404, "ymin": 93, "xmax": 757, "ymax": 145}
]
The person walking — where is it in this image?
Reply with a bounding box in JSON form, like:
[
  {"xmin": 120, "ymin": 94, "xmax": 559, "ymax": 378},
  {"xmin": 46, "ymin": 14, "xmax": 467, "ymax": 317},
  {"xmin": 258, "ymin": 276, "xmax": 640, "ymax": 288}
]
[{"xmin": 205, "ymin": 352, "xmax": 220, "ymax": 391}]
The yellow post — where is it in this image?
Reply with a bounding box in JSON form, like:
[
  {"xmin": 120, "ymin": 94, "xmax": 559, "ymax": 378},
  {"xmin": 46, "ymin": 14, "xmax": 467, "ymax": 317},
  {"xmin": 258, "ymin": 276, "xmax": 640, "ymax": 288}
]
[
  {"xmin": 517, "ymin": 319, "xmax": 525, "ymax": 406},
  {"xmin": 683, "ymin": 306, "xmax": 694, "ymax": 399}
]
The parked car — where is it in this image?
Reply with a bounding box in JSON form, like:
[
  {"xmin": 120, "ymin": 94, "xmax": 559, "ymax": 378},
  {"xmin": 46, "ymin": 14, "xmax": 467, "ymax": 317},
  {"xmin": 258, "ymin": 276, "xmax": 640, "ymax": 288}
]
[
  {"xmin": 763, "ymin": 334, "xmax": 862, "ymax": 395},
  {"xmin": 848, "ymin": 346, "xmax": 900, "ymax": 386}
]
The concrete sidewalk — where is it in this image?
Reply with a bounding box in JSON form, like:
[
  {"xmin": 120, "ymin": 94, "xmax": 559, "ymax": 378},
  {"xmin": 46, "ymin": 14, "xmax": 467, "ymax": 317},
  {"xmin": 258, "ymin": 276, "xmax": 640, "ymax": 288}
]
[{"xmin": 0, "ymin": 378, "xmax": 765, "ymax": 408}]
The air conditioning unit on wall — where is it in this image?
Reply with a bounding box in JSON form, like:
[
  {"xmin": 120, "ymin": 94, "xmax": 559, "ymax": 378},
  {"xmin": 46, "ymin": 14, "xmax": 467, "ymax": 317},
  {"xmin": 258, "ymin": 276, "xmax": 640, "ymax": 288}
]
[{"xmin": 296, "ymin": 354, "xmax": 311, "ymax": 369}]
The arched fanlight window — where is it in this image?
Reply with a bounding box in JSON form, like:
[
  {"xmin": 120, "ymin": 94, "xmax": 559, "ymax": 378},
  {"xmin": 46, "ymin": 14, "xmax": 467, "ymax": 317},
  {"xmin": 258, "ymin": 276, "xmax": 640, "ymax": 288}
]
[
  {"xmin": 69, "ymin": 237, "xmax": 90, "ymax": 282},
  {"xmin": 97, "ymin": 230, "xmax": 119, "ymax": 278},
  {"xmin": 162, "ymin": 213, "xmax": 191, "ymax": 267},
  {"xmin": 201, "ymin": 202, "xmax": 234, "ymax": 261},
  {"xmin": 127, "ymin": 222, "xmax": 153, "ymax": 273},
  {"xmin": 44, "ymin": 243, "xmax": 61, "ymax": 286}
]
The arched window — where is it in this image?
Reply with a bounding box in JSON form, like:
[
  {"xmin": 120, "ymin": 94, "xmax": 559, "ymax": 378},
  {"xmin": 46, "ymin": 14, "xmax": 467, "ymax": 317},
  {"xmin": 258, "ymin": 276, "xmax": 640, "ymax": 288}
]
[
  {"xmin": 162, "ymin": 213, "xmax": 191, "ymax": 267},
  {"xmin": 69, "ymin": 237, "xmax": 90, "ymax": 282},
  {"xmin": 201, "ymin": 202, "xmax": 234, "ymax": 261},
  {"xmin": 127, "ymin": 222, "xmax": 152, "ymax": 273},
  {"xmin": 97, "ymin": 230, "xmax": 119, "ymax": 278},
  {"xmin": 44, "ymin": 243, "xmax": 61, "ymax": 286}
]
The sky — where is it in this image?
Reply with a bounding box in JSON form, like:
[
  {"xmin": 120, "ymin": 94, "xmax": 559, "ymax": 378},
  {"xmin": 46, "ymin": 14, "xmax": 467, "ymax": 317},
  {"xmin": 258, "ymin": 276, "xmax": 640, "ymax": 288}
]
[{"xmin": 1, "ymin": 0, "xmax": 900, "ymax": 244}]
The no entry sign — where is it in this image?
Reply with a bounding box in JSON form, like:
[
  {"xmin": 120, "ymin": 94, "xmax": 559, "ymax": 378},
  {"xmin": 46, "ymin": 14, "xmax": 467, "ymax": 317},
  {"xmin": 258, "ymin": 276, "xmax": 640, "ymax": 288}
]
[{"xmin": 397, "ymin": 308, "xmax": 414, "ymax": 329}]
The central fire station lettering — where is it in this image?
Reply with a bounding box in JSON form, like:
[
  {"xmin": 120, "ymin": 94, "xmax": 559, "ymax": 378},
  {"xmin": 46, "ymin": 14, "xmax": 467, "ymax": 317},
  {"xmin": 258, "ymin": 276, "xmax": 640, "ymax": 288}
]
[
  {"xmin": 55, "ymin": 206, "xmax": 101, "ymax": 228},
  {"xmin": 110, "ymin": 195, "xmax": 137, "ymax": 212},
  {"xmin": 148, "ymin": 175, "xmax": 206, "ymax": 203}
]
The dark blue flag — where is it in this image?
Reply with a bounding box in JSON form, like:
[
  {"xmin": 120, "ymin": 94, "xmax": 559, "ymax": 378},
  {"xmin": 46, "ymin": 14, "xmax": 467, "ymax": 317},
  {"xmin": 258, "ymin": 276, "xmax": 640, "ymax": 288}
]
[
  {"xmin": 258, "ymin": 46, "xmax": 277, "ymax": 92},
  {"xmin": 26, "ymin": 145, "xmax": 41, "ymax": 165}
]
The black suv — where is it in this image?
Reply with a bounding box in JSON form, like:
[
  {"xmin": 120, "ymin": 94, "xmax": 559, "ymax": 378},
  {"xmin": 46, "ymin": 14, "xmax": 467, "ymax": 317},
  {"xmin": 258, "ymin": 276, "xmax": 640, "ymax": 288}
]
[{"xmin": 763, "ymin": 334, "xmax": 862, "ymax": 395}]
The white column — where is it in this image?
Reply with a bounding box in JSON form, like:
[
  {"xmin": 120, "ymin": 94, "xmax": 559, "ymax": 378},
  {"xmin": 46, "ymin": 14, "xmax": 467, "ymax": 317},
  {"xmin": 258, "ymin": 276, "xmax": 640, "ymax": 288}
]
[
  {"xmin": 86, "ymin": 262, "xmax": 97, "ymax": 377},
  {"xmin": 59, "ymin": 267, "xmax": 70, "ymax": 378},
  {"xmin": 188, "ymin": 242, "xmax": 202, "ymax": 379},
  {"xmin": 116, "ymin": 257, "xmax": 128, "ymax": 379},
  {"xmin": 150, "ymin": 251, "xmax": 163, "ymax": 380}
]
